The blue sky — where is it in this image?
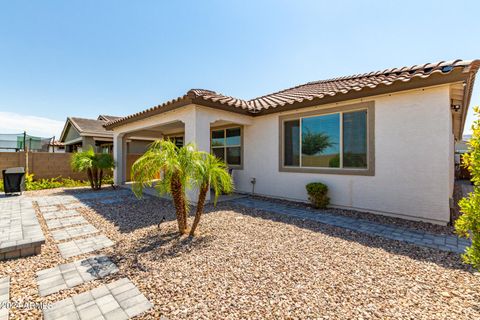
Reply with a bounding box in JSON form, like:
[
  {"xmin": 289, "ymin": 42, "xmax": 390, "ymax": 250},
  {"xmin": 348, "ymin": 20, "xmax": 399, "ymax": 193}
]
[{"xmin": 0, "ymin": 0, "xmax": 479, "ymax": 137}]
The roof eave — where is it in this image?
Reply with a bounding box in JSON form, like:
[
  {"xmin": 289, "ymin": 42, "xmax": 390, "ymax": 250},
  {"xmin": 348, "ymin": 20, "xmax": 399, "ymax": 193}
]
[
  {"xmin": 104, "ymin": 97, "xmax": 252, "ymax": 130},
  {"xmin": 459, "ymin": 60, "xmax": 480, "ymax": 138}
]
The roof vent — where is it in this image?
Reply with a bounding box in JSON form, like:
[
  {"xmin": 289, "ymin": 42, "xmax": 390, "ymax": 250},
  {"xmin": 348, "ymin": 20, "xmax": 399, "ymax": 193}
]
[{"xmin": 441, "ymin": 65, "xmax": 453, "ymax": 73}]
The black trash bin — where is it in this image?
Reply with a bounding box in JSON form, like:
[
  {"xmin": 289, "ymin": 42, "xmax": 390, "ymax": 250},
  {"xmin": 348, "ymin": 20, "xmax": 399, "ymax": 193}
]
[{"xmin": 2, "ymin": 167, "xmax": 26, "ymax": 195}]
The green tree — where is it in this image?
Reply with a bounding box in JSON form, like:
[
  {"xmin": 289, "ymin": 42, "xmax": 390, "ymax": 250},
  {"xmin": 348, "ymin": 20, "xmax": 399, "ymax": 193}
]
[
  {"xmin": 131, "ymin": 140, "xmax": 197, "ymax": 234},
  {"xmin": 455, "ymin": 106, "xmax": 480, "ymax": 270},
  {"xmin": 71, "ymin": 148, "xmax": 114, "ymax": 190},
  {"xmin": 302, "ymin": 129, "xmax": 334, "ymax": 156},
  {"xmin": 131, "ymin": 140, "xmax": 234, "ymax": 236},
  {"xmin": 190, "ymin": 153, "xmax": 234, "ymax": 236}
]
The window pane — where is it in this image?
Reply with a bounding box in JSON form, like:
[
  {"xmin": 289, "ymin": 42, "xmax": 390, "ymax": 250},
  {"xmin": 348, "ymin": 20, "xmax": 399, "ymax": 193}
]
[
  {"xmin": 343, "ymin": 111, "xmax": 367, "ymax": 168},
  {"xmin": 226, "ymin": 127, "xmax": 241, "ymax": 146},
  {"xmin": 211, "ymin": 130, "xmax": 225, "ymax": 147},
  {"xmin": 284, "ymin": 120, "xmax": 300, "ymax": 166},
  {"xmin": 227, "ymin": 147, "xmax": 241, "ymax": 165},
  {"xmin": 302, "ymin": 113, "xmax": 340, "ymax": 168},
  {"xmin": 212, "ymin": 148, "xmax": 225, "ymax": 161},
  {"xmin": 174, "ymin": 137, "xmax": 184, "ymax": 148}
]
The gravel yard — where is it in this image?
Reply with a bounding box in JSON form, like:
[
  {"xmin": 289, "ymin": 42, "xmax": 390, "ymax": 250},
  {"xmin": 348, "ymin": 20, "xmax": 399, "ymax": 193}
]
[{"xmin": 1, "ymin": 187, "xmax": 480, "ymax": 319}]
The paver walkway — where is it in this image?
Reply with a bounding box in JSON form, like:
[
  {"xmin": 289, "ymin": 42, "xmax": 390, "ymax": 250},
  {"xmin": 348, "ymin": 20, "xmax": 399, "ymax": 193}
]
[
  {"xmin": 36, "ymin": 255, "xmax": 118, "ymax": 296},
  {"xmin": 74, "ymin": 189, "xmax": 133, "ymax": 201},
  {"xmin": 43, "ymin": 278, "xmax": 152, "ymax": 320},
  {"xmin": 58, "ymin": 235, "xmax": 114, "ymax": 259},
  {"xmin": 45, "ymin": 216, "xmax": 89, "ymax": 230},
  {"xmin": 42, "ymin": 209, "xmax": 80, "ymax": 221},
  {"xmin": 51, "ymin": 224, "xmax": 99, "ymax": 242},
  {"xmin": 64, "ymin": 202, "xmax": 88, "ymax": 210},
  {"xmin": 0, "ymin": 196, "xmax": 45, "ymax": 260},
  {"xmin": 0, "ymin": 277, "xmax": 9, "ymax": 320},
  {"xmin": 230, "ymin": 197, "xmax": 471, "ymax": 253}
]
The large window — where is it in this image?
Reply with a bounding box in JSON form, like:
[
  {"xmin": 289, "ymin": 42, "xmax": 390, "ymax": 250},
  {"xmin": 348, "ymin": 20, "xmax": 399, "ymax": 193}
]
[
  {"xmin": 211, "ymin": 127, "xmax": 242, "ymax": 167},
  {"xmin": 281, "ymin": 104, "xmax": 373, "ymax": 174}
]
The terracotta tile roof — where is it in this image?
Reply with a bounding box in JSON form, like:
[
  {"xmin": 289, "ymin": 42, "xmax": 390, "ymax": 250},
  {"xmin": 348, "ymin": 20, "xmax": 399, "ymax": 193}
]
[
  {"xmin": 249, "ymin": 60, "xmax": 478, "ymax": 111},
  {"xmin": 104, "ymin": 59, "xmax": 479, "ymax": 129},
  {"xmin": 49, "ymin": 140, "xmax": 64, "ymax": 146}
]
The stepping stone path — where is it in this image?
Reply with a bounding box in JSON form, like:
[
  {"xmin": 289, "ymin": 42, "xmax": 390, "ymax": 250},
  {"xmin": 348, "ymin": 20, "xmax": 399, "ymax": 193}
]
[
  {"xmin": 43, "ymin": 278, "xmax": 152, "ymax": 320},
  {"xmin": 45, "ymin": 216, "xmax": 89, "ymax": 230},
  {"xmin": 58, "ymin": 235, "xmax": 114, "ymax": 259},
  {"xmin": 74, "ymin": 189, "xmax": 132, "ymax": 201},
  {"xmin": 3, "ymin": 190, "xmax": 153, "ymax": 319},
  {"xmin": 42, "ymin": 209, "xmax": 80, "ymax": 221},
  {"xmin": 0, "ymin": 196, "xmax": 45, "ymax": 260},
  {"xmin": 36, "ymin": 255, "xmax": 118, "ymax": 296},
  {"xmin": 231, "ymin": 197, "xmax": 471, "ymax": 254},
  {"xmin": 64, "ymin": 202, "xmax": 88, "ymax": 210},
  {"xmin": 51, "ymin": 224, "xmax": 99, "ymax": 242},
  {"xmin": 0, "ymin": 277, "xmax": 9, "ymax": 320},
  {"xmin": 33, "ymin": 195, "xmax": 79, "ymax": 207},
  {"xmin": 40, "ymin": 205, "xmax": 60, "ymax": 213}
]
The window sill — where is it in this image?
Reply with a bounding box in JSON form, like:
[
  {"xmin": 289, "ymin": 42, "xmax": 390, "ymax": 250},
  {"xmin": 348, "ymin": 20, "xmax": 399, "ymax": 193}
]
[{"xmin": 279, "ymin": 166, "xmax": 374, "ymax": 176}]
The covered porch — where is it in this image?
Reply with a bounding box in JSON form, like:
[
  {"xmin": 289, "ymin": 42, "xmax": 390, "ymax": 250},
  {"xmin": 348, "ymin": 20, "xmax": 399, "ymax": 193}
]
[{"xmin": 112, "ymin": 104, "xmax": 252, "ymax": 201}]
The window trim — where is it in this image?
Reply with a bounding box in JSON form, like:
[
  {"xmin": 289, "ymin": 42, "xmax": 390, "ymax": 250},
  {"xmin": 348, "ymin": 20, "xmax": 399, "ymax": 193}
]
[
  {"xmin": 279, "ymin": 101, "xmax": 375, "ymax": 176},
  {"xmin": 210, "ymin": 125, "xmax": 244, "ymax": 170}
]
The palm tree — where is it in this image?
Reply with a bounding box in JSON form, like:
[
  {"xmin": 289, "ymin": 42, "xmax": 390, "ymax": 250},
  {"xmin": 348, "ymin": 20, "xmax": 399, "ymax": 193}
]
[
  {"xmin": 131, "ymin": 140, "xmax": 198, "ymax": 234},
  {"xmin": 71, "ymin": 148, "xmax": 115, "ymax": 190},
  {"xmin": 189, "ymin": 153, "xmax": 234, "ymax": 236}
]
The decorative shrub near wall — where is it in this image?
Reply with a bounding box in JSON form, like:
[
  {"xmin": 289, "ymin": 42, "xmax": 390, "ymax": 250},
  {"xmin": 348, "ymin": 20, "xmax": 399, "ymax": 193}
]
[
  {"xmin": 306, "ymin": 182, "xmax": 330, "ymax": 209},
  {"xmin": 455, "ymin": 106, "xmax": 480, "ymax": 270}
]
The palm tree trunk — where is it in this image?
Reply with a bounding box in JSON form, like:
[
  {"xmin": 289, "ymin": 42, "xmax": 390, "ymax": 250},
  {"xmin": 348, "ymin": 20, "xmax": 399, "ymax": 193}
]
[
  {"xmin": 87, "ymin": 168, "xmax": 94, "ymax": 189},
  {"xmin": 92, "ymin": 167, "xmax": 99, "ymax": 189},
  {"xmin": 98, "ymin": 169, "xmax": 103, "ymax": 190},
  {"xmin": 190, "ymin": 183, "xmax": 208, "ymax": 236},
  {"xmin": 170, "ymin": 174, "xmax": 187, "ymax": 234}
]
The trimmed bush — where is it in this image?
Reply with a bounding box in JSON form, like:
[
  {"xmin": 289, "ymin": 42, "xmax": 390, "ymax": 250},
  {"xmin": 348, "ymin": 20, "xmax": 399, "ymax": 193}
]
[{"xmin": 306, "ymin": 182, "xmax": 330, "ymax": 209}]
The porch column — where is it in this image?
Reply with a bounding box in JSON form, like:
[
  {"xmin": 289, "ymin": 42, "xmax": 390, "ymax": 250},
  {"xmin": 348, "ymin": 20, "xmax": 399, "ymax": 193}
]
[
  {"xmin": 113, "ymin": 133, "xmax": 126, "ymax": 185},
  {"xmin": 183, "ymin": 110, "xmax": 211, "ymax": 202}
]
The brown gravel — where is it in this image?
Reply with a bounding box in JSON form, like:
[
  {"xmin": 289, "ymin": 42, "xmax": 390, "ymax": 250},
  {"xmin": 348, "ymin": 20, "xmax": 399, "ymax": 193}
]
[{"xmin": 1, "ymin": 187, "xmax": 479, "ymax": 319}]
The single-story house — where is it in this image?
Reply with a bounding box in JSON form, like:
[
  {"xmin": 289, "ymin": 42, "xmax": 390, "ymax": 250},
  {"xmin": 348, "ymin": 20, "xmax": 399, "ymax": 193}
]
[
  {"xmin": 60, "ymin": 115, "xmax": 151, "ymax": 154},
  {"xmin": 105, "ymin": 59, "xmax": 479, "ymax": 225}
]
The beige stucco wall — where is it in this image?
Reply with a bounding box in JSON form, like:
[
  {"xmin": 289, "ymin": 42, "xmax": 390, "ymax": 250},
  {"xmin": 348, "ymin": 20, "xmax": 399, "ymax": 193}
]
[
  {"xmin": 111, "ymin": 85, "xmax": 454, "ymax": 224},
  {"xmin": 233, "ymin": 85, "xmax": 453, "ymax": 224}
]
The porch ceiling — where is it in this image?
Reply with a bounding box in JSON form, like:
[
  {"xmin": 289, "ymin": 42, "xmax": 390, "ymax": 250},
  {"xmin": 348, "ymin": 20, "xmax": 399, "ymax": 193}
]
[{"xmin": 124, "ymin": 121, "xmax": 184, "ymax": 138}]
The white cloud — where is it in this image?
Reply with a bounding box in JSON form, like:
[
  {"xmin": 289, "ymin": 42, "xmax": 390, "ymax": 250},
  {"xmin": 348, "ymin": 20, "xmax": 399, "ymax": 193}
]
[{"xmin": 0, "ymin": 112, "xmax": 65, "ymax": 138}]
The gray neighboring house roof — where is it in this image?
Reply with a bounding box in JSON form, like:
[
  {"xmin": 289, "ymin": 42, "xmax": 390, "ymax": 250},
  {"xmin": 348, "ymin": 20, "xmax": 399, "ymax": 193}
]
[{"xmin": 60, "ymin": 115, "xmax": 122, "ymax": 143}]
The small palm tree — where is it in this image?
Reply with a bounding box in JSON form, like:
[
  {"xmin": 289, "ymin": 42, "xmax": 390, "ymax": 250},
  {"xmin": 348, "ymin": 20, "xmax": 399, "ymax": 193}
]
[
  {"xmin": 190, "ymin": 153, "xmax": 234, "ymax": 236},
  {"xmin": 71, "ymin": 148, "xmax": 115, "ymax": 190},
  {"xmin": 131, "ymin": 140, "xmax": 198, "ymax": 234}
]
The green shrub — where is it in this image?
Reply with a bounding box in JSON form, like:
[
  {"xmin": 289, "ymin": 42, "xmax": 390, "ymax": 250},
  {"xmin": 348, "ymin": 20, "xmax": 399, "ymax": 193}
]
[
  {"xmin": 306, "ymin": 182, "xmax": 330, "ymax": 209},
  {"xmin": 1, "ymin": 174, "xmax": 91, "ymax": 192},
  {"xmin": 455, "ymin": 106, "xmax": 480, "ymax": 270}
]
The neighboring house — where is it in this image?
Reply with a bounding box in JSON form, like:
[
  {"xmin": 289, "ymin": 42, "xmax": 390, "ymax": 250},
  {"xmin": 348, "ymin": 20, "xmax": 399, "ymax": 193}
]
[
  {"xmin": 105, "ymin": 60, "xmax": 479, "ymax": 225},
  {"xmin": 59, "ymin": 115, "xmax": 151, "ymax": 153},
  {"xmin": 455, "ymin": 134, "xmax": 472, "ymax": 154},
  {"xmin": 48, "ymin": 140, "xmax": 65, "ymax": 153}
]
